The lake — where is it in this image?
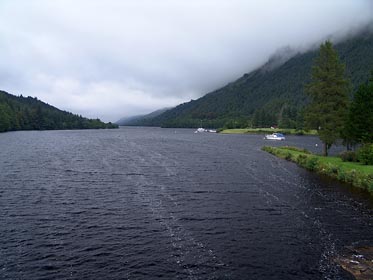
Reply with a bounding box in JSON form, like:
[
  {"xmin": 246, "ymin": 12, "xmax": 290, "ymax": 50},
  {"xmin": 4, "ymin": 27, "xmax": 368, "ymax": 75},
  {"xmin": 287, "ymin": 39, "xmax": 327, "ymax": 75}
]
[{"xmin": 0, "ymin": 127, "xmax": 372, "ymax": 279}]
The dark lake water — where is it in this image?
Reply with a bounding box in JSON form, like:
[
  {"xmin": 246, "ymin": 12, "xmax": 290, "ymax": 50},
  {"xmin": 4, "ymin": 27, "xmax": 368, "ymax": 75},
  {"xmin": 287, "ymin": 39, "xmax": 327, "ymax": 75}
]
[{"xmin": 0, "ymin": 127, "xmax": 372, "ymax": 279}]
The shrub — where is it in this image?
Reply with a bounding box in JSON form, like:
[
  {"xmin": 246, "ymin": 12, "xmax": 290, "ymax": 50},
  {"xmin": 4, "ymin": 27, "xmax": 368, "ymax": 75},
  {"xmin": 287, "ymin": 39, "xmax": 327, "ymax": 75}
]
[
  {"xmin": 262, "ymin": 146, "xmax": 274, "ymax": 153},
  {"xmin": 345, "ymin": 169, "xmax": 357, "ymax": 184},
  {"xmin": 357, "ymin": 144, "xmax": 373, "ymax": 165},
  {"xmin": 339, "ymin": 151, "xmax": 358, "ymax": 162},
  {"xmin": 283, "ymin": 146, "xmax": 311, "ymax": 154},
  {"xmin": 368, "ymin": 180, "xmax": 373, "ymax": 193},
  {"xmin": 296, "ymin": 154, "xmax": 308, "ymax": 166},
  {"xmin": 285, "ymin": 152, "xmax": 292, "ymax": 160},
  {"xmin": 337, "ymin": 169, "xmax": 346, "ymax": 181},
  {"xmin": 331, "ymin": 165, "xmax": 339, "ymax": 174},
  {"xmin": 305, "ymin": 156, "xmax": 319, "ymax": 171},
  {"xmin": 320, "ymin": 163, "xmax": 339, "ymax": 175}
]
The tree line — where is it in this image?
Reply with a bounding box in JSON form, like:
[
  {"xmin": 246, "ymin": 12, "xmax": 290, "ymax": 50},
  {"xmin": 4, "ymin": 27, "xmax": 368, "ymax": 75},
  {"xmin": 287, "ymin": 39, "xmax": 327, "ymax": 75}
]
[{"xmin": 0, "ymin": 91, "xmax": 118, "ymax": 132}]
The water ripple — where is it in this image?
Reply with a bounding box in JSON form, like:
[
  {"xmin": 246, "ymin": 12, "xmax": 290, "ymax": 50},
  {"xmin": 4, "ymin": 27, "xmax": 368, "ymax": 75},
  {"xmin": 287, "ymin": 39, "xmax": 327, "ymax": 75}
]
[{"xmin": 0, "ymin": 128, "xmax": 372, "ymax": 279}]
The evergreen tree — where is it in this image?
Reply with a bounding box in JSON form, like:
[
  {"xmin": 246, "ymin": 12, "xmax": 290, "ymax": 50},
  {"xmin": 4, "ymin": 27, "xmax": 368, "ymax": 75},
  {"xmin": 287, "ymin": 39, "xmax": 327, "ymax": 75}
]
[
  {"xmin": 304, "ymin": 41, "xmax": 350, "ymax": 156},
  {"xmin": 0, "ymin": 103, "xmax": 12, "ymax": 132},
  {"xmin": 346, "ymin": 71, "xmax": 373, "ymax": 144}
]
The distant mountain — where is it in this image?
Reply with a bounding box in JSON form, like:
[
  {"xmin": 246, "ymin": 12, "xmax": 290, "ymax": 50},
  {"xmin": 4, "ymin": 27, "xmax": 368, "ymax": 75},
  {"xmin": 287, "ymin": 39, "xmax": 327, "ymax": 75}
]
[
  {"xmin": 134, "ymin": 28, "xmax": 373, "ymax": 129},
  {"xmin": 0, "ymin": 90, "xmax": 118, "ymax": 132},
  {"xmin": 116, "ymin": 107, "xmax": 171, "ymax": 126},
  {"xmin": 116, "ymin": 115, "xmax": 144, "ymax": 126}
]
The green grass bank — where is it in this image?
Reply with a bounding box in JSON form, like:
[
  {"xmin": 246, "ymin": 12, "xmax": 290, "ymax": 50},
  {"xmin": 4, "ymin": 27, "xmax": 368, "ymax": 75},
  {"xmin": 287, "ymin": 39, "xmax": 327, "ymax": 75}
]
[
  {"xmin": 262, "ymin": 146, "xmax": 373, "ymax": 194},
  {"xmin": 219, "ymin": 128, "xmax": 317, "ymax": 135}
]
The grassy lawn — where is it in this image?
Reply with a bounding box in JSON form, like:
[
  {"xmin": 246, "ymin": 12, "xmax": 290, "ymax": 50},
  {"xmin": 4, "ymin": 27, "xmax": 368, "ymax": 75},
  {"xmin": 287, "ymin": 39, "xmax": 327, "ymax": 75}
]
[
  {"xmin": 316, "ymin": 156, "xmax": 372, "ymax": 175},
  {"xmin": 220, "ymin": 128, "xmax": 317, "ymax": 135},
  {"xmin": 262, "ymin": 146, "xmax": 373, "ymax": 194}
]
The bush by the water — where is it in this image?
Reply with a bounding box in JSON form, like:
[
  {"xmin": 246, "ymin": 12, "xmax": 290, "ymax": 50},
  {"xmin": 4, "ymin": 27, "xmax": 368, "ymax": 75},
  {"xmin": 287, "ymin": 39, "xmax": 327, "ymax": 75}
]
[
  {"xmin": 339, "ymin": 151, "xmax": 358, "ymax": 162},
  {"xmin": 305, "ymin": 156, "xmax": 319, "ymax": 171},
  {"xmin": 296, "ymin": 154, "xmax": 308, "ymax": 165},
  {"xmin": 357, "ymin": 144, "xmax": 373, "ymax": 165},
  {"xmin": 285, "ymin": 152, "xmax": 293, "ymax": 160},
  {"xmin": 283, "ymin": 146, "xmax": 311, "ymax": 154}
]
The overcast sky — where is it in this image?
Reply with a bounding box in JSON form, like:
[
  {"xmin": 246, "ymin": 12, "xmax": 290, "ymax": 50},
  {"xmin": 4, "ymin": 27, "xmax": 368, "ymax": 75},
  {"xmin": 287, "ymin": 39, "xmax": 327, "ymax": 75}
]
[{"xmin": 0, "ymin": 0, "xmax": 372, "ymax": 122}]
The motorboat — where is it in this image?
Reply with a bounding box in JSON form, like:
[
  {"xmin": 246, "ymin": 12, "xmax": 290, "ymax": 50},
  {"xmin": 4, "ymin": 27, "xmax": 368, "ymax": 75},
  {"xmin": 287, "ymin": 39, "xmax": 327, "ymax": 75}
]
[
  {"xmin": 194, "ymin": 128, "xmax": 216, "ymax": 133},
  {"xmin": 194, "ymin": 128, "xmax": 206, "ymax": 133},
  {"xmin": 264, "ymin": 133, "xmax": 285, "ymax": 140}
]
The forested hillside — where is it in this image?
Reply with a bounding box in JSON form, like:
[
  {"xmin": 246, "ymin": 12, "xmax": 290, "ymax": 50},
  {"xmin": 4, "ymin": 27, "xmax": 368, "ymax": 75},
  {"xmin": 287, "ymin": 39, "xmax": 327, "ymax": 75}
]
[
  {"xmin": 135, "ymin": 30, "xmax": 373, "ymax": 129},
  {"xmin": 116, "ymin": 107, "xmax": 171, "ymax": 126},
  {"xmin": 0, "ymin": 90, "xmax": 118, "ymax": 132}
]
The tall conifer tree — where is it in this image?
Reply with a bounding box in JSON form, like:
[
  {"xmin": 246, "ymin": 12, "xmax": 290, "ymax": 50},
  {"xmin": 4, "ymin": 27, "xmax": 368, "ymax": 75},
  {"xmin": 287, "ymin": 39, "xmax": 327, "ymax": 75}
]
[
  {"xmin": 346, "ymin": 71, "xmax": 373, "ymax": 144},
  {"xmin": 305, "ymin": 41, "xmax": 350, "ymax": 156}
]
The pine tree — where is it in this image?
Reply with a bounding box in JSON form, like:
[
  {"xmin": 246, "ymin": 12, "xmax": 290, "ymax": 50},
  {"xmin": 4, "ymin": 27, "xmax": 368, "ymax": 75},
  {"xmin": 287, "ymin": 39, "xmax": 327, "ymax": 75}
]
[
  {"xmin": 305, "ymin": 41, "xmax": 350, "ymax": 156},
  {"xmin": 346, "ymin": 71, "xmax": 373, "ymax": 144}
]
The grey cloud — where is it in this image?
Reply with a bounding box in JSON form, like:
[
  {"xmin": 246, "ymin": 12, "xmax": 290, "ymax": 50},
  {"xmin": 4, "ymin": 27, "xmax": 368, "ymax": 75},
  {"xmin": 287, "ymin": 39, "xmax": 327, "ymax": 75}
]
[{"xmin": 0, "ymin": 0, "xmax": 372, "ymax": 121}]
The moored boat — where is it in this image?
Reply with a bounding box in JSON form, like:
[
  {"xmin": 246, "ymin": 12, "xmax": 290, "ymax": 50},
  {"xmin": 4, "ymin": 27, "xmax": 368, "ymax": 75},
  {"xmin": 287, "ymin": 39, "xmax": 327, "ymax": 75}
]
[
  {"xmin": 264, "ymin": 133, "xmax": 285, "ymax": 140},
  {"xmin": 194, "ymin": 128, "xmax": 216, "ymax": 133},
  {"xmin": 194, "ymin": 127, "xmax": 207, "ymax": 133}
]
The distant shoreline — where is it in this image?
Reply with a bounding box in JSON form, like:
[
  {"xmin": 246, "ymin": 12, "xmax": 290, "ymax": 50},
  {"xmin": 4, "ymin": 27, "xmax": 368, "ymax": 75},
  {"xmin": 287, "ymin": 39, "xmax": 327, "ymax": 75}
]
[
  {"xmin": 0, "ymin": 126, "xmax": 118, "ymax": 134},
  {"xmin": 219, "ymin": 128, "xmax": 317, "ymax": 135}
]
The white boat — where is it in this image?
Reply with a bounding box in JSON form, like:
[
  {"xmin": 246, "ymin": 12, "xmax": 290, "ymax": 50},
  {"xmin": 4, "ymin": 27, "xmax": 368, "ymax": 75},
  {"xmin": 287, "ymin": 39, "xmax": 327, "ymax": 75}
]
[
  {"xmin": 264, "ymin": 133, "xmax": 285, "ymax": 140},
  {"xmin": 194, "ymin": 128, "xmax": 206, "ymax": 133},
  {"xmin": 194, "ymin": 128, "xmax": 216, "ymax": 133}
]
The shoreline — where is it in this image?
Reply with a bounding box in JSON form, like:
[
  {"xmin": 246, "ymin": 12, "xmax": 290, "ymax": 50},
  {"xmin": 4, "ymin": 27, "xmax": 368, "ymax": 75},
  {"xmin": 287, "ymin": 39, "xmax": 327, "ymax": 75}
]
[
  {"xmin": 262, "ymin": 146, "xmax": 373, "ymax": 195},
  {"xmin": 262, "ymin": 146, "xmax": 373, "ymax": 278},
  {"xmin": 219, "ymin": 128, "xmax": 317, "ymax": 135}
]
